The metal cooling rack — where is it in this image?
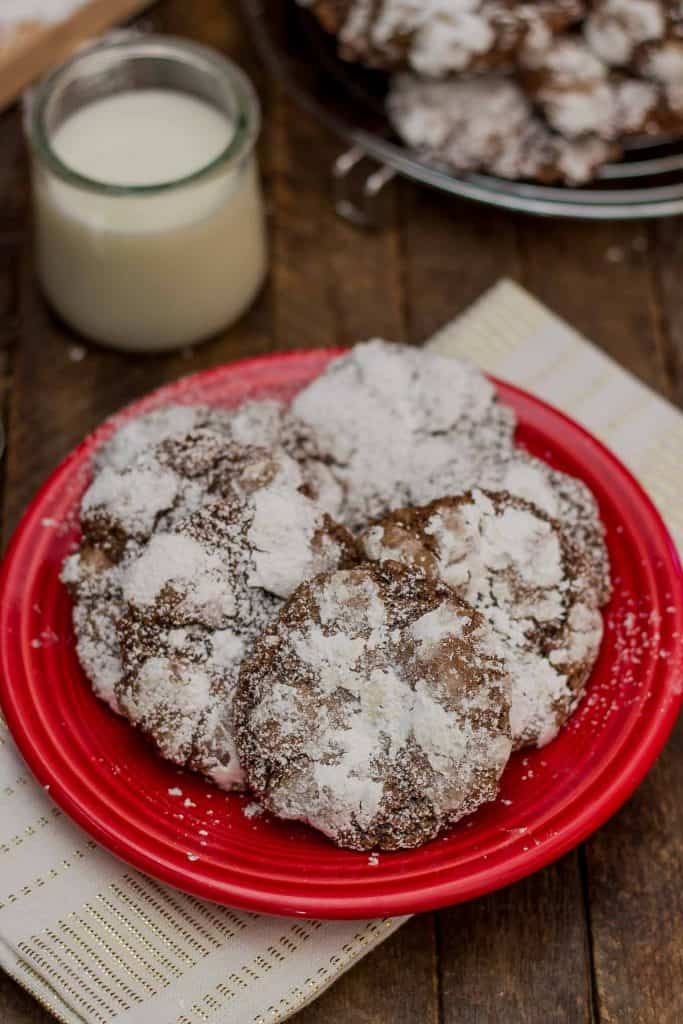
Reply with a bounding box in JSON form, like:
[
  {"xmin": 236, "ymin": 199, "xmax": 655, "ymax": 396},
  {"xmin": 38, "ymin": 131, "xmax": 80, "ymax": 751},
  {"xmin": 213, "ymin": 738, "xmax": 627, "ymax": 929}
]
[{"xmin": 240, "ymin": 0, "xmax": 683, "ymax": 221}]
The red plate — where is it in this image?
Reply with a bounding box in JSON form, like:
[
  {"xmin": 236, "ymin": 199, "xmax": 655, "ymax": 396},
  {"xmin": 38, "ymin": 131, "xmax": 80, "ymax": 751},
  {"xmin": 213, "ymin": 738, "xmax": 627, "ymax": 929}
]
[{"xmin": 1, "ymin": 350, "xmax": 682, "ymax": 919}]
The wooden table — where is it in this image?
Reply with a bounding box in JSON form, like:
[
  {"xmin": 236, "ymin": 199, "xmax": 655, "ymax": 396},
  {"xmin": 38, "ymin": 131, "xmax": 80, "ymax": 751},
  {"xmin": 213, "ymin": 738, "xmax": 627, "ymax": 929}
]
[{"xmin": 1, "ymin": 2, "xmax": 682, "ymax": 1021}]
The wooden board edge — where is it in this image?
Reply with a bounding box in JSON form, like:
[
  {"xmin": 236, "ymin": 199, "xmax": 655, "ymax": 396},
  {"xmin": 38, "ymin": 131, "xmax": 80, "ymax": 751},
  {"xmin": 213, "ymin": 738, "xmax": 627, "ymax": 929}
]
[{"xmin": 0, "ymin": 0, "xmax": 157, "ymax": 114}]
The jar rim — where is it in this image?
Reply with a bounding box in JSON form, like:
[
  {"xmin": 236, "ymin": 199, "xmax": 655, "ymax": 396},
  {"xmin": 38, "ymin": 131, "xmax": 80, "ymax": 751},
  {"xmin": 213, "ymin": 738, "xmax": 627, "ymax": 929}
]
[{"xmin": 27, "ymin": 35, "xmax": 261, "ymax": 196}]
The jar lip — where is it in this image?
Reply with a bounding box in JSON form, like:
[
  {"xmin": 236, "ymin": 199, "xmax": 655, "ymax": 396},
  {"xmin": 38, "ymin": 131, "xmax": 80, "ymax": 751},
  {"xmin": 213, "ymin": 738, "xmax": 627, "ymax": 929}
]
[{"xmin": 28, "ymin": 35, "xmax": 261, "ymax": 195}]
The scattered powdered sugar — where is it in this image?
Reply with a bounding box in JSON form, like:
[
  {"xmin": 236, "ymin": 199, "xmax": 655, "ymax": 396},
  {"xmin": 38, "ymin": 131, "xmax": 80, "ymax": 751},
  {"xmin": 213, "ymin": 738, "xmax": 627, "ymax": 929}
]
[
  {"xmin": 235, "ymin": 562, "xmax": 512, "ymax": 850},
  {"xmin": 360, "ymin": 490, "xmax": 606, "ymax": 749},
  {"xmin": 168, "ymin": 787, "xmax": 183, "ymax": 797},
  {"xmin": 30, "ymin": 628, "xmax": 59, "ymax": 649},
  {"xmin": 293, "ymin": 340, "xmax": 516, "ymax": 527},
  {"xmin": 243, "ymin": 801, "xmax": 263, "ymax": 819}
]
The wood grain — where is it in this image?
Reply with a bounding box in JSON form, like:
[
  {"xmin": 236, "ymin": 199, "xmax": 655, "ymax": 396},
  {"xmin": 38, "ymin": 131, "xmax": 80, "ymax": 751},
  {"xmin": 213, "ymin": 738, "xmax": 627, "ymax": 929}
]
[
  {"xmin": 269, "ymin": 94, "xmax": 405, "ymax": 349},
  {"xmin": 585, "ymin": 721, "xmax": 683, "ymax": 1024},
  {"xmin": 294, "ymin": 916, "xmax": 438, "ymax": 1024},
  {"xmin": 399, "ymin": 183, "xmax": 522, "ymax": 344},
  {"xmin": 652, "ymin": 218, "xmax": 683, "ymax": 408},
  {"xmin": 438, "ymin": 857, "xmax": 593, "ymax": 1024},
  {"xmin": 519, "ymin": 219, "xmax": 672, "ymax": 397},
  {"xmin": 0, "ymin": 0, "xmax": 682, "ymax": 1022}
]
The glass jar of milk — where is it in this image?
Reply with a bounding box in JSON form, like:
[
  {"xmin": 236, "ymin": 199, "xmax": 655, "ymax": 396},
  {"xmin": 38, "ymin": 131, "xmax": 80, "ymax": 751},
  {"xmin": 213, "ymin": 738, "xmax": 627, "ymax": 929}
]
[{"xmin": 26, "ymin": 37, "xmax": 267, "ymax": 352}]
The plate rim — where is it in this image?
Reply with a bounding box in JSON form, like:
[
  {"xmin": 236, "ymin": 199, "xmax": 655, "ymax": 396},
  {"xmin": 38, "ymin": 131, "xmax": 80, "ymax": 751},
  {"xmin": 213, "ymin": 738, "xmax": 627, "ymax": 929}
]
[{"xmin": 0, "ymin": 349, "xmax": 681, "ymax": 919}]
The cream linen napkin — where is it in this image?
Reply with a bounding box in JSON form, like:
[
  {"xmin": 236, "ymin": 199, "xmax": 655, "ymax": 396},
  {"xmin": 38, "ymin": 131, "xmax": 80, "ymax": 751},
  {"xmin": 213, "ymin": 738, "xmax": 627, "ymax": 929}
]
[{"xmin": 1, "ymin": 279, "xmax": 682, "ymax": 1024}]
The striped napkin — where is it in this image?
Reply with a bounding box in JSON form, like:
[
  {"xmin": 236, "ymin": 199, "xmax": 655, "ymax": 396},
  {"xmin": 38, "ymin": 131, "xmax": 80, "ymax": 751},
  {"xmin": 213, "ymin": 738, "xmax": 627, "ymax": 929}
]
[{"xmin": 1, "ymin": 279, "xmax": 682, "ymax": 1024}]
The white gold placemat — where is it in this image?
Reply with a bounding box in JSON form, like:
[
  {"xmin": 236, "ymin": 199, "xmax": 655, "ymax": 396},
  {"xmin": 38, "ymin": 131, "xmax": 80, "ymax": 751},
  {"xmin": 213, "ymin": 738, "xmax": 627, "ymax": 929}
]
[{"xmin": 1, "ymin": 278, "xmax": 681, "ymax": 1024}]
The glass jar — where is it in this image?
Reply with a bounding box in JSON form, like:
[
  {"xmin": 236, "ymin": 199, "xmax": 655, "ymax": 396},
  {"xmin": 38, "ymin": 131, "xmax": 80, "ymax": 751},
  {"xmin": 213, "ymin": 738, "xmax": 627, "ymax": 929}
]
[{"xmin": 25, "ymin": 36, "xmax": 267, "ymax": 352}]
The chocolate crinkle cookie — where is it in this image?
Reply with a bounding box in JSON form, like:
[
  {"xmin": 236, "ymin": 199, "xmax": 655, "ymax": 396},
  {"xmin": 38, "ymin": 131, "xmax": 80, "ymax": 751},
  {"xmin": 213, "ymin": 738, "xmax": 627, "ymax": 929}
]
[
  {"xmin": 360, "ymin": 490, "xmax": 606, "ymax": 749},
  {"xmin": 299, "ymin": 0, "xmax": 586, "ymax": 77},
  {"xmin": 63, "ymin": 428, "xmax": 295, "ymax": 704},
  {"xmin": 234, "ymin": 561, "xmax": 512, "ymax": 850},
  {"xmin": 387, "ymin": 72, "xmax": 619, "ymax": 184},
  {"xmin": 583, "ymin": 0, "xmax": 683, "ymax": 117},
  {"xmin": 520, "ymin": 35, "xmax": 683, "ymax": 140},
  {"xmin": 114, "ymin": 449, "xmax": 357, "ymax": 790},
  {"xmin": 62, "ymin": 416, "xmax": 356, "ymax": 782},
  {"xmin": 292, "ymin": 339, "xmax": 517, "ymax": 528}
]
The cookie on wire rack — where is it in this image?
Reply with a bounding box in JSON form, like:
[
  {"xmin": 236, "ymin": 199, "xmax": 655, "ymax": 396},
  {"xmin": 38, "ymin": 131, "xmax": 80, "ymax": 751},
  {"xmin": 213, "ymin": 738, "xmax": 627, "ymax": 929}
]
[
  {"xmin": 298, "ymin": 0, "xmax": 586, "ymax": 77},
  {"xmin": 520, "ymin": 34, "xmax": 683, "ymax": 140},
  {"xmin": 387, "ymin": 72, "xmax": 618, "ymax": 183}
]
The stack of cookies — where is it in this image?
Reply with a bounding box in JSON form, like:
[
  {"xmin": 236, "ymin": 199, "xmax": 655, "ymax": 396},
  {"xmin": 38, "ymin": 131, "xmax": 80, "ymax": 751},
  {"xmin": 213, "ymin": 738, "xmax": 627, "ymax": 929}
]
[
  {"xmin": 64, "ymin": 342, "xmax": 611, "ymax": 850},
  {"xmin": 299, "ymin": 1, "xmax": 683, "ymax": 183}
]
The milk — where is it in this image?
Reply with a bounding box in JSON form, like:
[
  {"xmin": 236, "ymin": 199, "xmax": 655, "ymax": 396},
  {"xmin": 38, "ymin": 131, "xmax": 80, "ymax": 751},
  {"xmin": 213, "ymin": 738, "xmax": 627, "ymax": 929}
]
[{"xmin": 33, "ymin": 89, "xmax": 267, "ymax": 351}]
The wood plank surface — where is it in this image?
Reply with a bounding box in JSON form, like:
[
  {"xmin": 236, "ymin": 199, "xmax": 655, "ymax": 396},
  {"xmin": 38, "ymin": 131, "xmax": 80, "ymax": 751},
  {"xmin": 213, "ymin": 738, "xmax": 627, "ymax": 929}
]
[{"xmin": 0, "ymin": 1, "xmax": 681, "ymax": 1022}]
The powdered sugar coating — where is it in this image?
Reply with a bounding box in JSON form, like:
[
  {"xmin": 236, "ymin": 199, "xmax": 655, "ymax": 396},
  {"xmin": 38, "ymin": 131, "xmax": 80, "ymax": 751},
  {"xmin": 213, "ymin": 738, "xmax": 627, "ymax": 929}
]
[
  {"xmin": 292, "ymin": 340, "xmax": 516, "ymax": 528},
  {"xmin": 521, "ymin": 36, "xmax": 675, "ymax": 141},
  {"xmin": 61, "ymin": 549, "xmax": 125, "ymax": 711},
  {"xmin": 115, "ymin": 449, "xmax": 357, "ymax": 790},
  {"xmin": 65, "ymin": 418, "xmax": 356, "ymax": 784},
  {"xmin": 117, "ymin": 502, "xmax": 280, "ymax": 790},
  {"xmin": 637, "ymin": 37, "xmax": 683, "ymax": 112},
  {"xmin": 97, "ymin": 405, "xmax": 234, "ymax": 472},
  {"xmin": 225, "ymin": 399, "xmax": 344, "ymax": 517},
  {"xmin": 585, "ymin": 0, "xmax": 668, "ymax": 66},
  {"xmin": 300, "ymin": 0, "xmax": 585, "ymax": 76},
  {"xmin": 476, "ymin": 450, "xmax": 612, "ymax": 604},
  {"xmin": 64, "ymin": 425, "xmax": 254, "ymax": 705},
  {"xmin": 235, "ymin": 561, "xmax": 512, "ymax": 850},
  {"xmin": 387, "ymin": 73, "xmax": 618, "ymax": 184},
  {"xmin": 360, "ymin": 490, "xmax": 605, "ymax": 748},
  {"xmin": 99, "ymin": 401, "xmax": 343, "ymax": 517}
]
